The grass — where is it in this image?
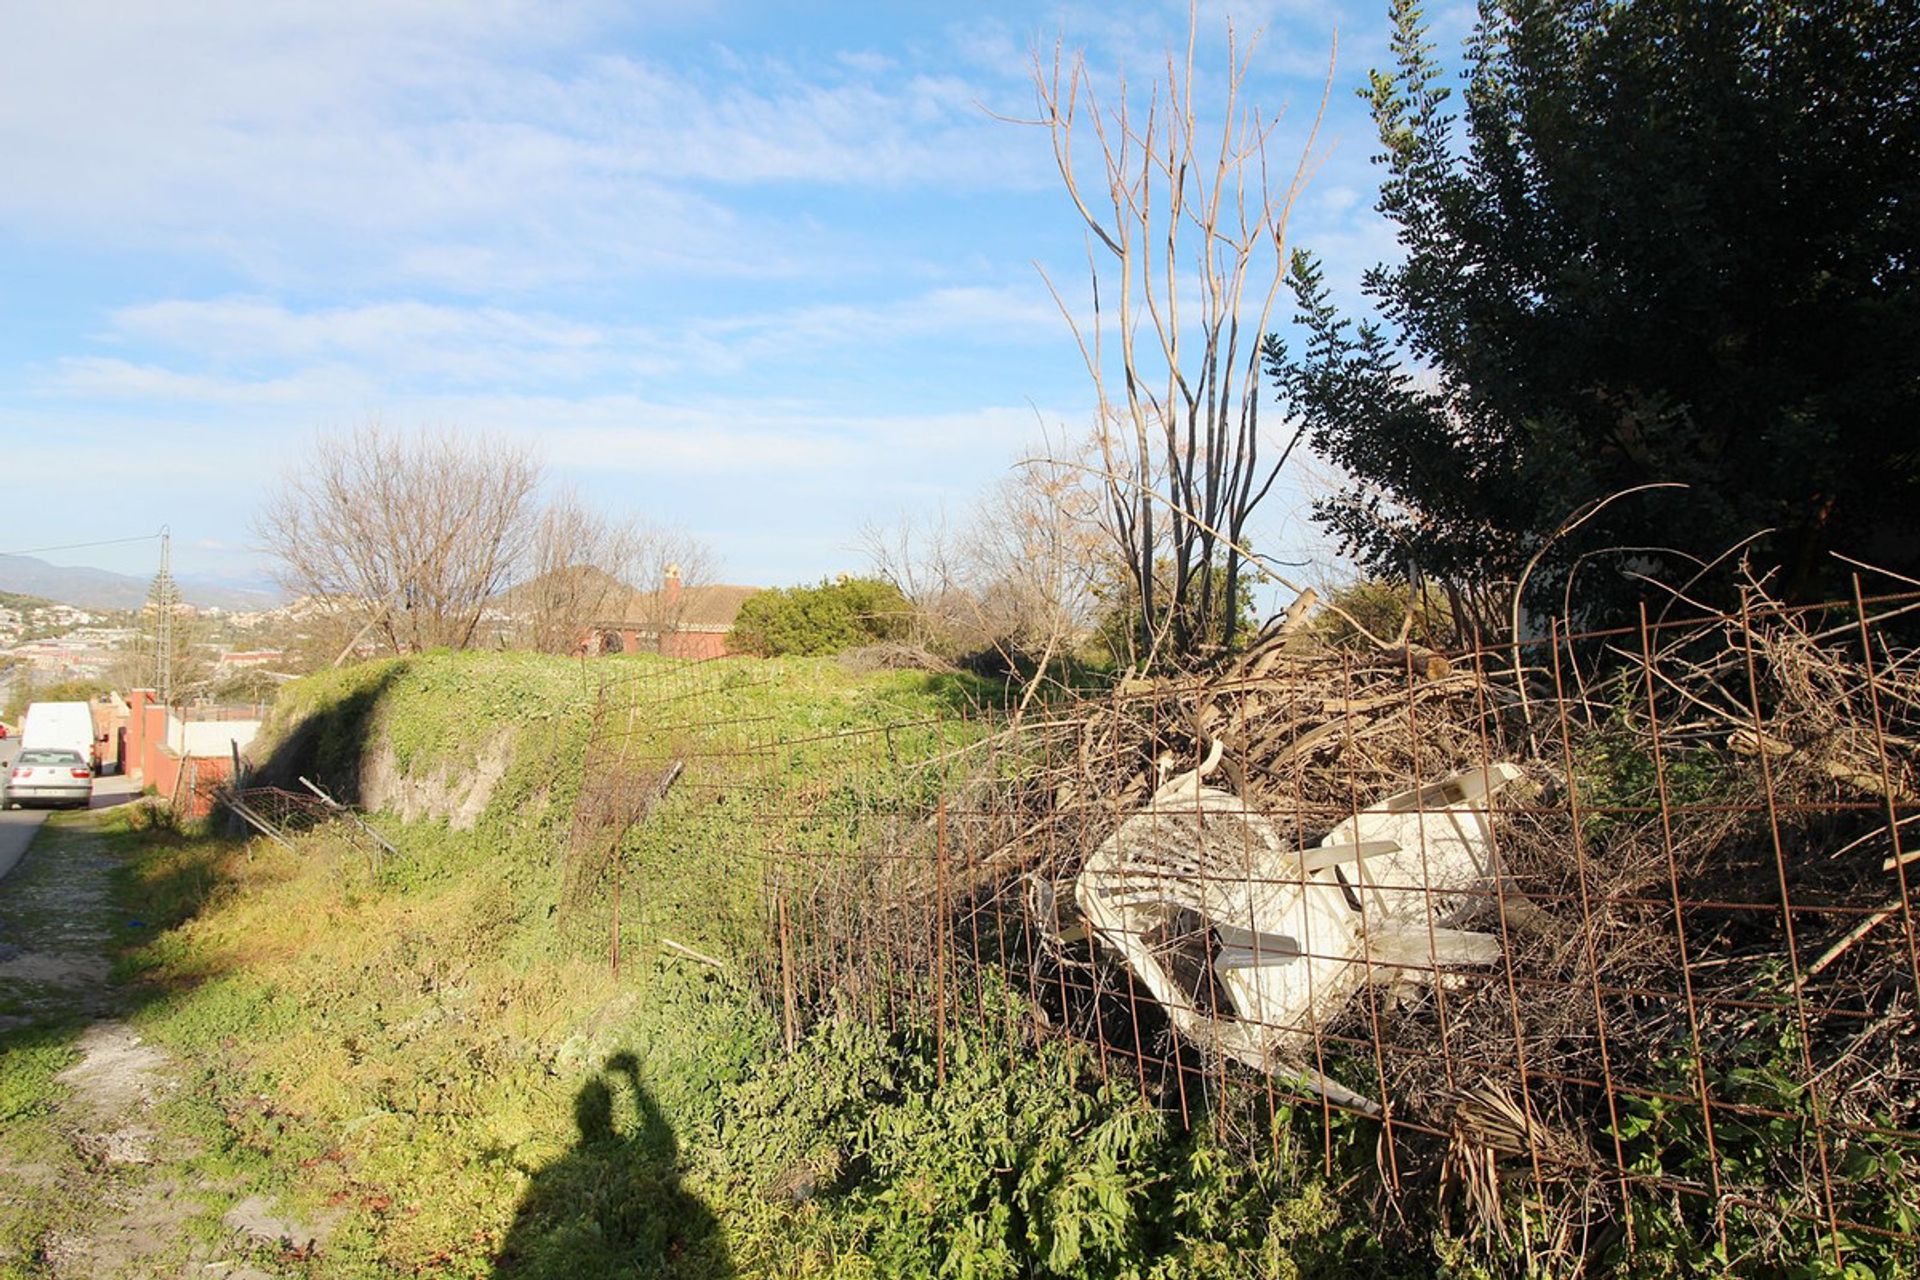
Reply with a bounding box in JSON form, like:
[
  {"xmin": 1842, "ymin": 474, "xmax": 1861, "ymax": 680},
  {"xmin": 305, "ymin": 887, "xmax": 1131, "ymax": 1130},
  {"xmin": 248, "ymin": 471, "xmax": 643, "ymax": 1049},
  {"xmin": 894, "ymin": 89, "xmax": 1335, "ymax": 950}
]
[
  {"xmin": 15, "ymin": 648, "xmax": 1756, "ymax": 1278},
  {"xmin": 0, "ymin": 809, "xmax": 280, "ymax": 1278},
  {"xmin": 0, "ymin": 1021, "xmax": 83, "ymax": 1265},
  {"xmin": 9, "ymin": 647, "xmax": 1900, "ymax": 1276}
]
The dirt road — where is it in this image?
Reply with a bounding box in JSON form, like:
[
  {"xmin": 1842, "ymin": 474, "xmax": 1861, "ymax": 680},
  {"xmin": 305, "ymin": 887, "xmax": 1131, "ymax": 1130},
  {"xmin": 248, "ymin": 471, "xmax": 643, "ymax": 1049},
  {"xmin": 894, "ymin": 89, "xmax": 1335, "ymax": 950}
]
[{"xmin": 0, "ymin": 804, "xmax": 323, "ymax": 1278}]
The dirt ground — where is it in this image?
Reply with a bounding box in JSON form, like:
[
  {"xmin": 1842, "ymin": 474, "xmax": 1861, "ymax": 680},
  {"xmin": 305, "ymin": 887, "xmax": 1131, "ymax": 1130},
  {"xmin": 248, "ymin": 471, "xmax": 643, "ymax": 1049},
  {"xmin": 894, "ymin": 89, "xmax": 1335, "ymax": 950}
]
[{"xmin": 0, "ymin": 813, "xmax": 331, "ymax": 1279}]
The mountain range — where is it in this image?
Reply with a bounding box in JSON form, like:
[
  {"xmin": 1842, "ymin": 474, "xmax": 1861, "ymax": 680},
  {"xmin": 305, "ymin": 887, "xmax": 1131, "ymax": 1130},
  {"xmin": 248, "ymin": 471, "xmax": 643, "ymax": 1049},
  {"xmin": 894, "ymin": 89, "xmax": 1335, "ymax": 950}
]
[{"xmin": 0, "ymin": 554, "xmax": 280, "ymax": 612}]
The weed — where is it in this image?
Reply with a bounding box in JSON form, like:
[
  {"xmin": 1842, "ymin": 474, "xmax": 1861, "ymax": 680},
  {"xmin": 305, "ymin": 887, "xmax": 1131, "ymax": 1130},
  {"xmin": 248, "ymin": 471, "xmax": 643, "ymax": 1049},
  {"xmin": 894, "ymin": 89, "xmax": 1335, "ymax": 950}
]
[{"xmin": 100, "ymin": 651, "xmax": 1455, "ymax": 1276}]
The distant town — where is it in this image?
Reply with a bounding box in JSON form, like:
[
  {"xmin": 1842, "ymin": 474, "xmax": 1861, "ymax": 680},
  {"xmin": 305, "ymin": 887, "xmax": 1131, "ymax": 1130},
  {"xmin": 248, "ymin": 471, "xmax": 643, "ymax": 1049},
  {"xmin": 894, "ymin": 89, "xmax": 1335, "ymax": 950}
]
[{"xmin": 0, "ymin": 589, "xmax": 297, "ymax": 715}]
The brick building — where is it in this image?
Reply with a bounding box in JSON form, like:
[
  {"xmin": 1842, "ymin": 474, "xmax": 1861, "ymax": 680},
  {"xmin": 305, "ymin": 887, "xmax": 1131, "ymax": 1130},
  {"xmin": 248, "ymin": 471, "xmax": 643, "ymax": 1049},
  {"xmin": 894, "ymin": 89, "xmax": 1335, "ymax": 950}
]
[{"xmin": 590, "ymin": 568, "xmax": 760, "ymax": 660}]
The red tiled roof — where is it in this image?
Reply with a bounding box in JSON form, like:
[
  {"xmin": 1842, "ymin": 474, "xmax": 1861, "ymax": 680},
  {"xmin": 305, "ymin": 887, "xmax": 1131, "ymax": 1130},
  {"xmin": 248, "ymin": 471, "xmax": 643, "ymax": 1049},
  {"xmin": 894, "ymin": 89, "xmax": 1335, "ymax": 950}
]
[{"xmin": 612, "ymin": 584, "xmax": 761, "ymax": 631}]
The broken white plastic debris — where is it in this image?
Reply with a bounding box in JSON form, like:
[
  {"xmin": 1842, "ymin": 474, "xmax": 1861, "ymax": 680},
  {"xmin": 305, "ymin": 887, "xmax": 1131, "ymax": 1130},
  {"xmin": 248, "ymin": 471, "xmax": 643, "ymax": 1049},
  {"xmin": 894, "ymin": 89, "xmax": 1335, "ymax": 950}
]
[
  {"xmin": 1319, "ymin": 762, "xmax": 1525, "ymax": 930},
  {"xmin": 1069, "ymin": 757, "xmax": 1525, "ymax": 1112}
]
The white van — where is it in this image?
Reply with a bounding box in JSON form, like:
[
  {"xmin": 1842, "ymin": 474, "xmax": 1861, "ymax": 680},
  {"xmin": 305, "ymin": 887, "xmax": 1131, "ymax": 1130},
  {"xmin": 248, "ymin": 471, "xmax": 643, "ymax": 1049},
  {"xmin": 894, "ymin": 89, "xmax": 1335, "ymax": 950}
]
[{"xmin": 19, "ymin": 700, "xmax": 100, "ymax": 771}]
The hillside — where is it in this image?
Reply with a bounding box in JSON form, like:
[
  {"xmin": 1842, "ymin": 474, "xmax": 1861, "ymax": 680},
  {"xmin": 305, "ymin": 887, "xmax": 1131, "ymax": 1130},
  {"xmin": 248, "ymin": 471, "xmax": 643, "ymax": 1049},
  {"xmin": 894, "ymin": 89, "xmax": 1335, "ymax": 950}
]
[
  {"xmin": 0, "ymin": 553, "xmax": 278, "ymax": 612},
  {"xmin": 70, "ymin": 651, "xmax": 1387, "ymax": 1278},
  {"xmin": 0, "ymin": 589, "xmax": 60, "ymax": 612},
  {"xmin": 5, "ymin": 615, "xmax": 1911, "ymax": 1278}
]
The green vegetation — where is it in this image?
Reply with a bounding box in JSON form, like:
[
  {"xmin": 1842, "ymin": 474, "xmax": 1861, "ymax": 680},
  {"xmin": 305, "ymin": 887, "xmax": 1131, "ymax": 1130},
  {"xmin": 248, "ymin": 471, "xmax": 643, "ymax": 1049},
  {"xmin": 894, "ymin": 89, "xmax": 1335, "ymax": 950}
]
[
  {"xmin": 0, "ymin": 815, "xmax": 243, "ymax": 1276},
  {"xmin": 0, "ymin": 590, "xmax": 63, "ymax": 619},
  {"xmin": 0, "ymin": 1023, "xmax": 83, "ymax": 1265},
  {"xmin": 1089, "ymin": 559, "xmax": 1263, "ymax": 670},
  {"xmin": 2, "ymin": 677, "xmax": 110, "ymax": 724},
  {"xmin": 19, "ymin": 678, "xmax": 109, "ymax": 704},
  {"xmin": 40, "ymin": 649, "xmax": 1414, "ymax": 1278},
  {"xmin": 101, "ymin": 856, "xmax": 1388, "ymax": 1277},
  {"xmin": 1608, "ymin": 1023, "xmax": 1920, "ymax": 1275},
  {"xmin": 1295, "ymin": 579, "xmax": 1461, "ymax": 653},
  {"xmin": 8, "ymin": 648, "xmax": 1900, "ymax": 1276},
  {"xmin": 1267, "ymin": 0, "xmax": 1920, "ymax": 616},
  {"xmin": 731, "ymin": 577, "xmax": 913, "ymax": 657}
]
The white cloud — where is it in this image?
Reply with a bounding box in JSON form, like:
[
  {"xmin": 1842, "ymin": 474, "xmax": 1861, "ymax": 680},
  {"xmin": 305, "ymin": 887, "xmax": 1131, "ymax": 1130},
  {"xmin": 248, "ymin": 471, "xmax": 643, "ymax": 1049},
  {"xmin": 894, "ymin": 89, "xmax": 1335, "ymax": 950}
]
[
  {"xmin": 1, "ymin": 1, "xmax": 1375, "ymax": 297},
  {"xmin": 688, "ymin": 284, "xmax": 1067, "ymax": 370},
  {"xmin": 0, "ymin": 1, "xmax": 1048, "ymax": 290},
  {"xmin": 85, "ymin": 284, "xmax": 1071, "ymax": 392},
  {"xmin": 836, "ymin": 50, "xmax": 899, "ymax": 76},
  {"xmin": 507, "ymin": 400, "xmax": 1052, "ymax": 474},
  {"xmin": 109, "ymin": 298, "xmax": 602, "ymax": 359},
  {"xmin": 51, "ymin": 357, "xmax": 378, "ymax": 406},
  {"xmin": 0, "ymin": 0, "xmax": 1393, "ymax": 589},
  {"xmin": 30, "ymin": 347, "xmax": 1070, "ymax": 480},
  {"xmin": 101, "ymin": 298, "xmax": 626, "ymax": 385}
]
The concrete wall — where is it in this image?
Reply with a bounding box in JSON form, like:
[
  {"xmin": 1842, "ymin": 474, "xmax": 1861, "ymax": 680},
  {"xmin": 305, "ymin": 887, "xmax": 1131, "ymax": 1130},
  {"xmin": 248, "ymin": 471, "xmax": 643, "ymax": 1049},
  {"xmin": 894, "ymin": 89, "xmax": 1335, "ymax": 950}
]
[{"xmin": 164, "ymin": 716, "xmax": 260, "ymax": 758}]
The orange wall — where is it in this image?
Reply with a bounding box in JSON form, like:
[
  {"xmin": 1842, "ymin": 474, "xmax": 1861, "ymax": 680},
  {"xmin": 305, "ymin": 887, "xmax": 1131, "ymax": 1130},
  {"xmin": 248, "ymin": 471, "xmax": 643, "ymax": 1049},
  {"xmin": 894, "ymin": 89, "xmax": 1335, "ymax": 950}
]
[
  {"xmin": 123, "ymin": 688, "xmax": 237, "ymax": 819},
  {"xmin": 660, "ymin": 630, "xmax": 730, "ymax": 660},
  {"xmin": 608, "ymin": 629, "xmax": 732, "ymax": 660},
  {"xmin": 166, "ymin": 754, "xmax": 234, "ymax": 820}
]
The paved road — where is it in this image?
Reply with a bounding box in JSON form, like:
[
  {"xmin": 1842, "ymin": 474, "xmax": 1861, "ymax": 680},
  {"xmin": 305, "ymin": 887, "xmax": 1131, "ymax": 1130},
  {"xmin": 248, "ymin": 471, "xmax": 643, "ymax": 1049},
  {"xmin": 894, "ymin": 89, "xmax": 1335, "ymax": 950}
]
[{"xmin": 0, "ymin": 739, "xmax": 141, "ymax": 884}]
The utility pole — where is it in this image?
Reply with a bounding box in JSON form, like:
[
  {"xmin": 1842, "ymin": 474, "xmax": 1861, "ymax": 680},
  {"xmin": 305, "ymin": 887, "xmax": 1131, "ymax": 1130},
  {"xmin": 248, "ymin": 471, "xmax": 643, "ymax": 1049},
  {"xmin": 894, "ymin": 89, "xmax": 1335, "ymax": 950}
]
[{"xmin": 153, "ymin": 527, "xmax": 176, "ymax": 705}]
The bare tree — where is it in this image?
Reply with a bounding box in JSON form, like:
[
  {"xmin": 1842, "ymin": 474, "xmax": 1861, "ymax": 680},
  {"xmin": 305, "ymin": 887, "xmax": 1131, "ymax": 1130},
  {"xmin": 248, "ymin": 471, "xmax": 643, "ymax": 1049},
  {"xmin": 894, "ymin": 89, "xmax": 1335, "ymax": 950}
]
[
  {"xmin": 618, "ymin": 526, "xmax": 719, "ymax": 651},
  {"xmin": 859, "ymin": 507, "xmax": 965, "ymax": 651},
  {"xmin": 515, "ymin": 487, "xmax": 647, "ymax": 654},
  {"xmin": 277, "ymin": 596, "xmax": 375, "ymax": 672},
  {"xmin": 107, "ymin": 579, "xmax": 208, "ymax": 704},
  {"xmin": 864, "ymin": 436, "xmax": 1111, "ymax": 683},
  {"xmin": 963, "ymin": 451, "xmax": 1108, "ymax": 663},
  {"xmin": 256, "ymin": 423, "xmax": 541, "ymax": 654},
  {"xmin": 1028, "ymin": 12, "xmax": 1331, "ymax": 665}
]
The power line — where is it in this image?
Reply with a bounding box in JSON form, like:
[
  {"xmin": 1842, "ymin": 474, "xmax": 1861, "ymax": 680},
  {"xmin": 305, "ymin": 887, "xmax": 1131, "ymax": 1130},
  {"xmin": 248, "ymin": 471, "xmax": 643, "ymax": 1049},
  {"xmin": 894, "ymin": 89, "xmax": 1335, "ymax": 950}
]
[{"xmin": 0, "ymin": 533, "xmax": 164, "ymax": 558}]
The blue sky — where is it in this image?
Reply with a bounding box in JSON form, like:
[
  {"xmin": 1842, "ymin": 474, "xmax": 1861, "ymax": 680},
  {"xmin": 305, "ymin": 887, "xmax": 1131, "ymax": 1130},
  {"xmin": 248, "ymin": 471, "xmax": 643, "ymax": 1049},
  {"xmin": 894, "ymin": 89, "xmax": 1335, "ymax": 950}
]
[{"xmin": 0, "ymin": 0, "xmax": 1452, "ymax": 593}]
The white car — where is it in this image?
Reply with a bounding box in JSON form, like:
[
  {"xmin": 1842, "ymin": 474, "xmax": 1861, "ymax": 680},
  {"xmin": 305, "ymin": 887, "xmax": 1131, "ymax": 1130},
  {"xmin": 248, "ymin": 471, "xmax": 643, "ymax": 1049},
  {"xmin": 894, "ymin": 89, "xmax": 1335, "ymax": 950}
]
[{"xmin": 4, "ymin": 748, "xmax": 94, "ymax": 809}]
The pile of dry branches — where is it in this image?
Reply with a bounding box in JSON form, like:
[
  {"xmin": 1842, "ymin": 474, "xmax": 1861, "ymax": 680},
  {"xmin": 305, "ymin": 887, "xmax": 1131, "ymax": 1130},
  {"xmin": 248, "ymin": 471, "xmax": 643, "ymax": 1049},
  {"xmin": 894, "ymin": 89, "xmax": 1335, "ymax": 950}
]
[{"xmin": 886, "ymin": 571, "xmax": 1920, "ymax": 1257}]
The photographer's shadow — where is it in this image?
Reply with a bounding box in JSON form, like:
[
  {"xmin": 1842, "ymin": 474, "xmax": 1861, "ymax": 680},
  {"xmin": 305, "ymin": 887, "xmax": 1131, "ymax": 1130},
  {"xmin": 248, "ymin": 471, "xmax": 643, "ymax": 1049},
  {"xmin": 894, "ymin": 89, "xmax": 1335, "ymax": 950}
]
[{"xmin": 496, "ymin": 1052, "xmax": 731, "ymax": 1278}]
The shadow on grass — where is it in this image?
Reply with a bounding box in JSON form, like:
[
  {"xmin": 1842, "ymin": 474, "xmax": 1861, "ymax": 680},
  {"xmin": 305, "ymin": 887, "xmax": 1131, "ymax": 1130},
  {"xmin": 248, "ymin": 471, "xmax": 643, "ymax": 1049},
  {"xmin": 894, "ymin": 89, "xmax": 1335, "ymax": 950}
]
[
  {"xmin": 244, "ymin": 662, "xmax": 407, "ymax": 805},
  {"xmin": 496, "ymin": 1051, "xmax": 731, "ymax": 1279}
]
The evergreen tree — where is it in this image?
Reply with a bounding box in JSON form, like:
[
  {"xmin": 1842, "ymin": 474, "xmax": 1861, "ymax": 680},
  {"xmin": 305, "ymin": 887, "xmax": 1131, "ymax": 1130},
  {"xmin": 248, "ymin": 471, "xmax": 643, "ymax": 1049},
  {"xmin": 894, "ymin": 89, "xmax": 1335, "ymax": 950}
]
[{"xmin": 1267, "ymin": 0, "xmax": 1920, "ymax": 627}]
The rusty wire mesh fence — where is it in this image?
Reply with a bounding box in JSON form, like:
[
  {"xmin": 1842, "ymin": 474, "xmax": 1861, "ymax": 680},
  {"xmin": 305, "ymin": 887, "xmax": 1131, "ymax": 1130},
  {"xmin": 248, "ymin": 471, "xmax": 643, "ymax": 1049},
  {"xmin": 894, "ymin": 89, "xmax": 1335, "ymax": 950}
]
[{"xmin": 577, "ymin": 576, "xmax": 1920, "ymax": 1269}]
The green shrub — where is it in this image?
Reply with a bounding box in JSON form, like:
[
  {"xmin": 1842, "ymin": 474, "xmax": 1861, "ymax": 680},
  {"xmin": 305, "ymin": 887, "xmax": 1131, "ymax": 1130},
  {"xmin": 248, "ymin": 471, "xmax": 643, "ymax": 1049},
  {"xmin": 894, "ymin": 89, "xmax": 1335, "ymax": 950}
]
[
  {"xmin": 4, "ymin": 676, "xmax": 110, "ymax": 722},
  {"xmin": 732, "ymin": 577, "xmax": 913, "ymax": 657}
]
